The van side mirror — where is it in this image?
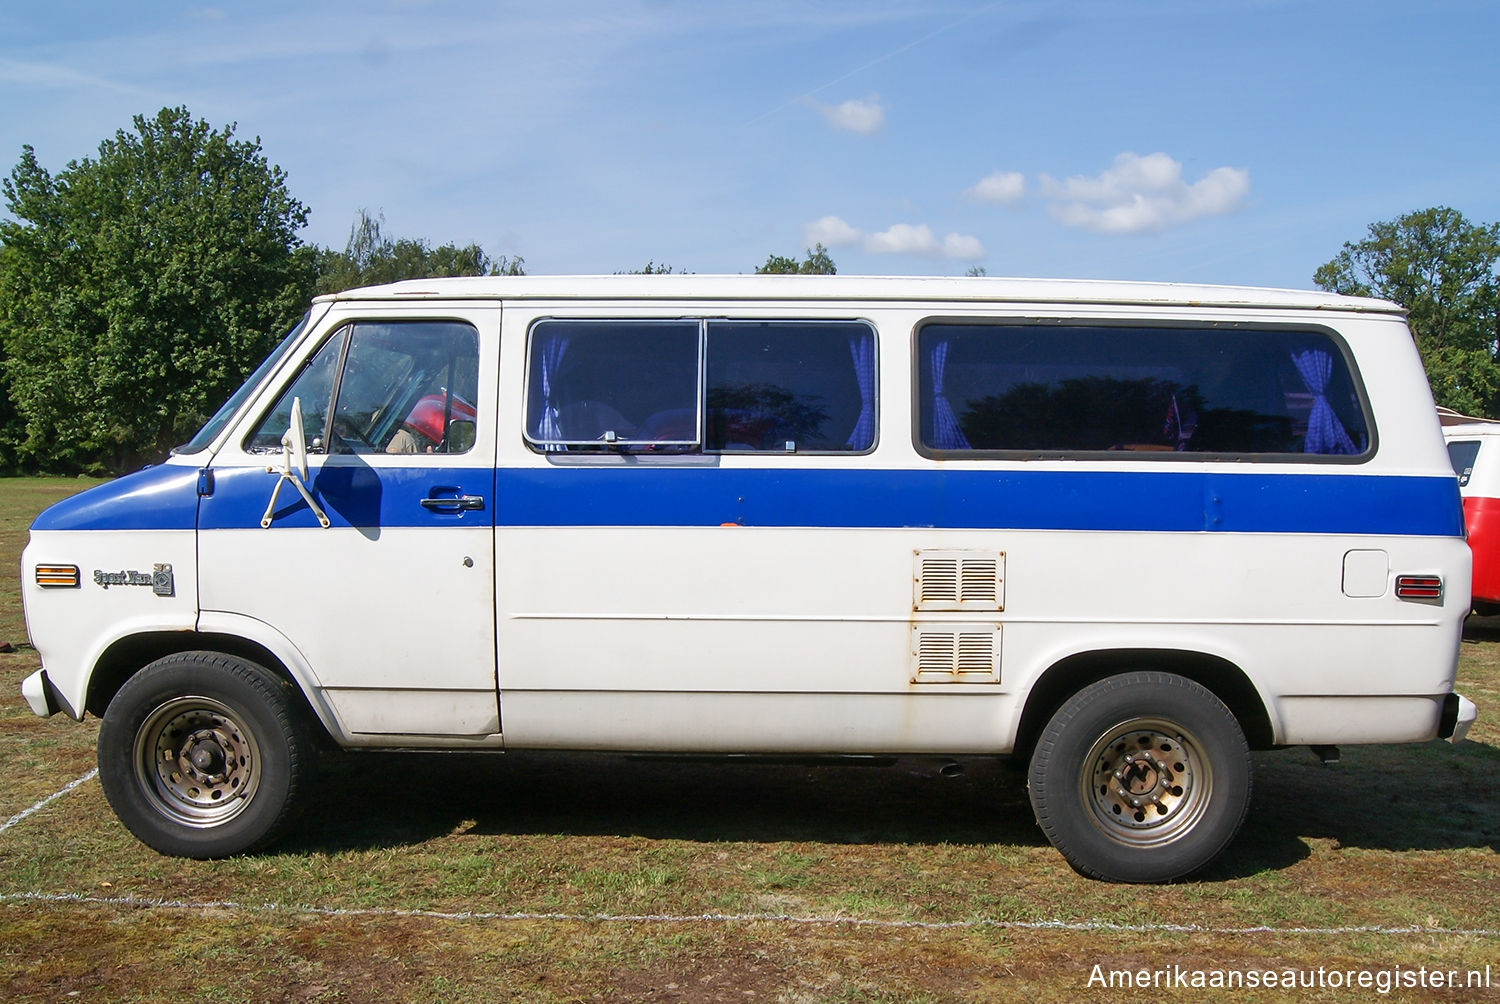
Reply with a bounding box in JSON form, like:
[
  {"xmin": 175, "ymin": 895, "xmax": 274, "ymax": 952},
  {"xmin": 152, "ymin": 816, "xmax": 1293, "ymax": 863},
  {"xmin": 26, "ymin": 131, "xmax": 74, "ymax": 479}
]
[
  {"xmin": 448, "ymin": 420, "xmax": 476, "ymax": 453},
  {"xmin": 284, "ymin": 397, "xmax": 310, "ymax": 481},
  {"xmin": 261, "ymin": 397, "xmax": 331, "ymax": 528}
]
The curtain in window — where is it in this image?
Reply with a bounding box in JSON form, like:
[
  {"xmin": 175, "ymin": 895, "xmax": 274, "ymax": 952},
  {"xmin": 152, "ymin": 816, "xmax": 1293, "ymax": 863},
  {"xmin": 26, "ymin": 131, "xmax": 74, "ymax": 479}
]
[
  {"xmin": 929, "ymin": 340, "xmax": 972, "ymax": 450},
  {"xmin": 1292, "ymin": 349, "xmax": 1358, "ymax": 455},
  {"xmin": 535, "ymin": 334, "xmax": 570, "ymax": 450},
  {"xmin": 1164, "ymin": 394, "xmax": 1198, "ymax": 451},
  {"xmin": 845, "ymin": 330, "xmax": 876, "ymax": 450}
]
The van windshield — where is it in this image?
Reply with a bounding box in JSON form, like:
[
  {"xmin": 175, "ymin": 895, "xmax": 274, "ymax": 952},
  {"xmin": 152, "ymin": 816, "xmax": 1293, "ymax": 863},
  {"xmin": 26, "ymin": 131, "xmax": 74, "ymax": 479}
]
[{"xmin": 173, "ymin": 312, "xmax": 310, "ymax": 456}]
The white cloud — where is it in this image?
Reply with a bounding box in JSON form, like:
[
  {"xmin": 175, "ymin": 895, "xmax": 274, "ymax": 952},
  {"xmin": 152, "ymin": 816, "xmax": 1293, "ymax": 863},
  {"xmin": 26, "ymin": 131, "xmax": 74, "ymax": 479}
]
[
  {"xmin": 804, "ymin": 215, "xmax": 862, "ymax": 248},
  {"xmin": 799, "ymin": 217, "xmax": 985, "ymax": 260},
  {"xmin": 864, "ymin": 223, "xmax": 937, "ymax": 255},
  {"xmin": 1038, "ymin": 152, "xmax": 1249, "ymax": 234},
  {"xmin": 941, "ymin": 232, "xmax": 986, "ymax": 260},
  {"xmin": 861, "ymin": 223, "xmax": 985, "ymax": 260},
  {"xmin": 0, "ymin": 56, "xmax": 146, "ymax": 96},
  {"xmin": 810, "ymin": 94, "xmax": 886, "ymax": 135},
  {"xmin": 966, "ymin": 170, "xmax": 1025, "ymax": 205}
]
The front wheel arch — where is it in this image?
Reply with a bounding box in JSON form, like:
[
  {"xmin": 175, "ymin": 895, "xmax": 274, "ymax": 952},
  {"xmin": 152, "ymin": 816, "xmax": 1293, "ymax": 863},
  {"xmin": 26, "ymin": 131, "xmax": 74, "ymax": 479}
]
[{"xmin": 85, "ymin": 631, "xmax": 336, "ymax": 748}]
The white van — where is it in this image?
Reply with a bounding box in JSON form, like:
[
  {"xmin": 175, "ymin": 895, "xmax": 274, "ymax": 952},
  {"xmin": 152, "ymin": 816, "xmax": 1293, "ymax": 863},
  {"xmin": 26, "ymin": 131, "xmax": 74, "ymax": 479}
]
[{"xmin": 19, "ymin": 275, "xmax": 1477, "ymax": 882}]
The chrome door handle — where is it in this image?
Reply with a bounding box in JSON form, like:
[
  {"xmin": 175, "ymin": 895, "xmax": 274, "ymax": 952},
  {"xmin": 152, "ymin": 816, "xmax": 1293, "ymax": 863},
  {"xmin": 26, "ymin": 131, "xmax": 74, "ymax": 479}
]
[{"xmin": 420, "ymin": 494, "xmax": 485, "ymax": 511}]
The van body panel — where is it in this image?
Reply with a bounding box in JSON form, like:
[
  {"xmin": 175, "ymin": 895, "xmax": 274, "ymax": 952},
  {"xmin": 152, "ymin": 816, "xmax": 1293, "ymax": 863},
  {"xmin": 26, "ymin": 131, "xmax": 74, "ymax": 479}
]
[
  {"xmin": 493, "ymin": 520, "xmax": 1466, "ymax": 751},
  {"xmin": 28, "ymin": 463, "xmax": 202, "ymax": 532},
  {"xmin": 499, "ymin": 691, "xmax": 1013, "ymax": 753},
  {"xmin": 22, "ymin": 458, "xmax": 201, "ymax": 719},
  {"xmin": 22, "ymin": 540, "xmax": 199, "ymax": 720},
  {"xmin": 192, "ymin": 608, "xmax": 351, "ymax": 734},
  {"xmin": 194, "ymin": 304, "xmax": 502, "ymax": 740},
  {"xmin": 197, "ymin": 522, "xmax": 497, "ymax": 736},
  {"xmin": 1276, "ymin": 695, "xmax": 1448, "ymax": 744}
]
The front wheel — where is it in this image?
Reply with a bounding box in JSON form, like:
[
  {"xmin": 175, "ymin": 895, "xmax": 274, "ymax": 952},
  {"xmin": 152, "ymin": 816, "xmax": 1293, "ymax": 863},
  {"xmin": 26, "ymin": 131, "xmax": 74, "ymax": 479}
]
[
  {"xmin": 1028, "ymin": 672, "xmax": 1251, "ymax": 883},
  {"xmin": 98, "ymin": 652, "xmax": 313, "ymax": 858}
]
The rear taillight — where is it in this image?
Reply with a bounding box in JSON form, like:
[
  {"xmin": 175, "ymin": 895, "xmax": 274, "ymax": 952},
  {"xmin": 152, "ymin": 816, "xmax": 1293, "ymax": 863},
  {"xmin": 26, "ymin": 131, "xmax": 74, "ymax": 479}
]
[{"xmin": 1394, "ymin": 574, "xmax": 1442, "ymax": 600}]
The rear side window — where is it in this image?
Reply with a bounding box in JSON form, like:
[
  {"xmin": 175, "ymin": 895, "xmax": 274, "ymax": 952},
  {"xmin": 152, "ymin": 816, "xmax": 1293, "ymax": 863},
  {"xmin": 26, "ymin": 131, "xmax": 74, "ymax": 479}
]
[
  {"xmin": 525, "ymin": 320, "xmax": 702, "ymax": 448},
  {"xmin": 916, "ymin": 323, "xmax": 1371, "ymax": 459},
  {"xmin": 707, "ymin": 321, "xmax": 875, "ymax": 452},
  {"xmin": 525, "ymin": 318, "xmax": 876, "ymax": 453},
  {"xmin": 1448, "ymin": 440, "xmax": 1481, "ymax": 487}
]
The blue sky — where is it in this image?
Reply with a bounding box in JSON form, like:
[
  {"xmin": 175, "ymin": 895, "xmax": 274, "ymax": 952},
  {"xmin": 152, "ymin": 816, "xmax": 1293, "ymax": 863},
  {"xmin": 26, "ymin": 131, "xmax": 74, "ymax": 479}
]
[{"xmin": 3, "ymin": 0, "xmax": 1497, "ymax": 288}]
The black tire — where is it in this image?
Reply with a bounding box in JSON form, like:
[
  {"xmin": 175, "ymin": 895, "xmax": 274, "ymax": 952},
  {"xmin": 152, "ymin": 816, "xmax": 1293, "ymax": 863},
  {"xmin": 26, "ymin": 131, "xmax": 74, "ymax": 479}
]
[
  {"xmin": 1028, "ymin": 671, "xmax": 1251, "ymax": 883},
  {"xmin": 97, "ymin": 651, "xmax": 313, "ymax": 858}
]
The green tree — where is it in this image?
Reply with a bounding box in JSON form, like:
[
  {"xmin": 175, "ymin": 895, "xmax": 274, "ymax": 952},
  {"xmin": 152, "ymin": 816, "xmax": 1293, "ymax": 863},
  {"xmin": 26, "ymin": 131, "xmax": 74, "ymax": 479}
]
[
  {"xmin": 314, "ymin": 210, "xmax": 523, "ymax": 294},
  {"xmin": 617, "ymin": 260, "xmax": 680, "ymax": 274},
  {"xmin": 755, "ymin": 243, "xmax": 836, "ymax": 275},
  {"xmin": 0, "ymin": 107, "xmax": 316, "ymax": 473},
  {"xmin": 1314, "ymin": 207, "xmax": 1500, "ymax": 416}
]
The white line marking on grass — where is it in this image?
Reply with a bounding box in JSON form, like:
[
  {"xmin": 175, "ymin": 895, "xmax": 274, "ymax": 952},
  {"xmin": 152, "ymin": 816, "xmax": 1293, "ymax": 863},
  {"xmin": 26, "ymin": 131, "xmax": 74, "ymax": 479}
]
[
  {"xmin": 0, "ymin": 769, "xmax": 98, "ymax": 837},
  {"xmin": 3, "ymin": 891, "xmax": 1497, "ymax": 938}
]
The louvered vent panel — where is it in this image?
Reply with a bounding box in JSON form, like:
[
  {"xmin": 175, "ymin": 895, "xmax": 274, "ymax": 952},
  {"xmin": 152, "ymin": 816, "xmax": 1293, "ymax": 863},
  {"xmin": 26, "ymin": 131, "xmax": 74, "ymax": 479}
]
[
  {"xmin": 956, "ymin": 632, "xmax": 993, "ymax": 675},
  {"xmin": 919, "ymin": 559, "xmax": 960, "ymax": 605},
  {"xmin": 914, "ymin": 550, "xmax": 1005, "ymax": 611},
  {"xmin": 960, "ymin": 559, "xmax": 999, "ymax": 605},
  {"xmin": 911, "ymin": 625, "xmax": 1000, "ymax": 683},
  {"xmin": 917, "ymin": 632, "xmax": 955, "ymax": 672}
]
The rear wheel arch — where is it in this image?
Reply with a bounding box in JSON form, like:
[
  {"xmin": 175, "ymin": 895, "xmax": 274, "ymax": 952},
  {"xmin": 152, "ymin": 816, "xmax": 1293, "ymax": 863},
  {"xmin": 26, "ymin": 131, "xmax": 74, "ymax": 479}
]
[{"xmin": 1012, "ymin": 648, "xmax": 1275, "ymax": 760}]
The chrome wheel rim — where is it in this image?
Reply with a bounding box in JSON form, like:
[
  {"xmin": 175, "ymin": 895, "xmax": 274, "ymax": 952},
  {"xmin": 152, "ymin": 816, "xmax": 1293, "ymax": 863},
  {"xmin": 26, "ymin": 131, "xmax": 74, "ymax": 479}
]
[
  {"xmin": 133, "ymin": 697, "xmax": 260, "ymax": 827},
  {"xmin": 1081, "ymin": 718, "xmax": 1211, "ymax": 847}
]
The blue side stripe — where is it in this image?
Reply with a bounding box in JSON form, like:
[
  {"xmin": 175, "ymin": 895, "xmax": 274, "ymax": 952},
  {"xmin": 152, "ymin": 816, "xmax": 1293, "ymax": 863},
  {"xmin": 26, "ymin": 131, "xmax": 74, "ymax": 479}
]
[
  {"xmin": 490, "ymin": 468, "xmax": 1464, "ymax": 536},
  {"xmin": 200, "ymin": 464, "xmax": 496, "ymax": 531},
  {"xmin": 35, "ymin": 462, "xmax": 1464, "ymax": 537}
]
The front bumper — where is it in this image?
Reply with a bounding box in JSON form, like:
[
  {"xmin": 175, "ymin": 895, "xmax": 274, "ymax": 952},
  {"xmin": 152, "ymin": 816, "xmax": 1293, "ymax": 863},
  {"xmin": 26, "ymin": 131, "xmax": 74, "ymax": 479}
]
[
  {"xmin": 1441, "ymin": 692, "xmax": 1478, "ymax": 744},
  {"xmin": 20, "ymin": 669, "xmax": 61, "ymax": 717}
]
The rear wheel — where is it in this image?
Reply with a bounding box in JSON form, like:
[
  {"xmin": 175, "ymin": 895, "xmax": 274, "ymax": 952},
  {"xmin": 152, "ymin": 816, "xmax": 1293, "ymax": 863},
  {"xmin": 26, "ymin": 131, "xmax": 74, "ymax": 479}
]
[
  {"xmin": 1028, "ymin": 671, "xmax": 1251, "ymax": 883},
  {"xmin": 98, "ymin": 652, "xmax": 313, "ymax": 858}
]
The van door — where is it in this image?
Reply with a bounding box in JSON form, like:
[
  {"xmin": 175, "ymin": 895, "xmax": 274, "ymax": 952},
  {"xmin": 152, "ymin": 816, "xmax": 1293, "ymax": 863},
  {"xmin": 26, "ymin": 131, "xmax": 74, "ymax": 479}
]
[{"xmin": 196, "ymin": 310, "xmax": 499, "ymax": 742}]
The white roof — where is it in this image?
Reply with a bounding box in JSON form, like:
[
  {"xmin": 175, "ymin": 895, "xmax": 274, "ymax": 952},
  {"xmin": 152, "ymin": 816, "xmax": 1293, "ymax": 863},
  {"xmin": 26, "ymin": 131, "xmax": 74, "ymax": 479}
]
[{"xmin": 316, "ymin": 274, "xmax": 1403, "ymax": 313}]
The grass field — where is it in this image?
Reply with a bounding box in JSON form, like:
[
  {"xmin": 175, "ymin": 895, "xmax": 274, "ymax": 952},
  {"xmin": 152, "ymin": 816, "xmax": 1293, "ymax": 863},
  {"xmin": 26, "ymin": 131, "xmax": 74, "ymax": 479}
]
[{"xmin": 1, "ymin": 475, "xmax": 1496, "ymax": 1002}]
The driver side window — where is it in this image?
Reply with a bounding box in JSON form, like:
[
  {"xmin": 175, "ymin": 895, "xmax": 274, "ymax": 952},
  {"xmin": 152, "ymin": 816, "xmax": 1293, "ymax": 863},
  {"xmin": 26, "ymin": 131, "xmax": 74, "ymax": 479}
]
[
  {"xmin": 246, "ymin": 320, "xmax": 480, "ymax": 455},
  {"xmin": 247, "ymin": 328, "xmax": 345, "ymax": 453}
]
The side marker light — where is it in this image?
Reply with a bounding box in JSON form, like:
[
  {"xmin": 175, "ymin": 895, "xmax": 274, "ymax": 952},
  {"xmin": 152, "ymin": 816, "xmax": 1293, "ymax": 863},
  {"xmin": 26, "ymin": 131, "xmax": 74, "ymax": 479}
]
[{"xmin": 35, "ymin": 564, "xmax": 80, "ymax": 588}]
